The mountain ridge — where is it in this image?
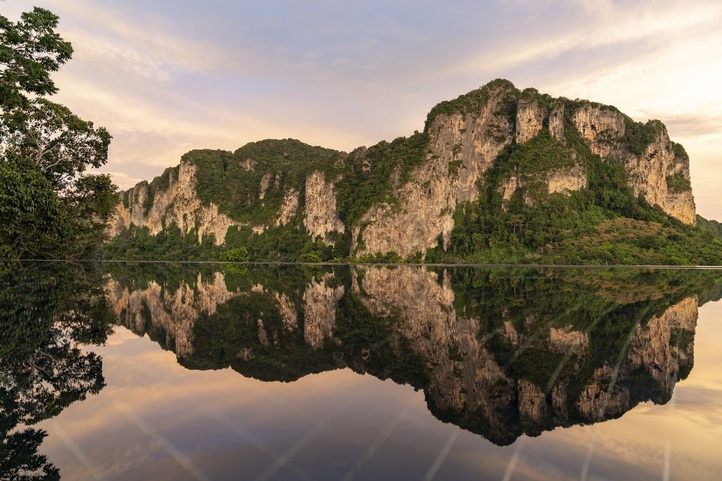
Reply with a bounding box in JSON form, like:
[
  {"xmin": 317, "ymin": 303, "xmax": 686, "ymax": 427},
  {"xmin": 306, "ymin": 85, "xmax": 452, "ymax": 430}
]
[{"xmin": 107, "ymin": 79, "xmax": 722, "ymax": 264}]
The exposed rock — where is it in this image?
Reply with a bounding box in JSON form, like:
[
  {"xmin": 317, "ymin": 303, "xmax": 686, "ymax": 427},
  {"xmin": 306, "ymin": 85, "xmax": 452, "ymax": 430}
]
[
  {"xmin": 625, "ymin": 129, "xmax": 696, "ymax": 225},
  {"xmin": 259, "ymin": 172, "xmax": 272, "ymax": 199},
  {"xmin": 499, "ymin": 164, "xmax": 587, "ymax": 205},
  {"xmin": 240, "ymin": 157, "xmax": 256, "ymax": 172},
  {"xmin": 573, "ymin": 104, "xmax": 626, "ymax": 157},
  {"xmin": 515, "ymin": 97, "xmax": 544, "ymax": 144},
  {"xmin": 627, "ymin": 296, "xmax": 697, "ymax": 393},
  {"xmin": 354, "ymin": 265, "xmax": 518, "ymax": 439},
  {"xmin": 577, "ymin": 364, "xmax": 630, "ymax": 420},
  {"xmin": 548, "ymin": 104, "xmax": 565, "ymax": 142},
  {"xmin": 354, "ymin": 83, "xmax": 514, "ymax": 258},
  {"xmin": 549, "ymin": 325, "xmax": 589, "ymax": 356},
  {"xmin": 576, "ymin": 296, "xmax": 697, "ymax": 419},
  {"xmin": 518, "ymin": 379, "xmax": 549, "ymax": 424},
  {"xmin": 573, "ymin": 104, "xmax": 695, "ymax": 225},
  {"xmin": 257, "ymin": 319, "xmax": 270, "ymax": 347},
  {"xmin": 502, "ymin": 320, "xmax": 520, "ymax": 348},
  {"xmin": 275, "ymin": 292, "xmax": 298, "ymax": 331},
  {"xmin": 304, "ymin": 171, "xmax": 345, "ymax": 244},
  {"xmin": 547, "ymin": 164, "xmax": 587, "ymax": 195},
  {"xmin": 109, "ymin": 161, "xmax": 251, "ymax": 245},
  {"xmin": 275, "ymin": 188, "xmax": 299, "ymax": 226}
]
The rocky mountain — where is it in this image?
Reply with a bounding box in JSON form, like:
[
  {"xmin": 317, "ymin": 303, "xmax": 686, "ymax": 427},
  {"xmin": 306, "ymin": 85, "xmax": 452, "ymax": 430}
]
[{"xmin": 107, "ymin": 79, "xmax": 721, "ymax": 264}]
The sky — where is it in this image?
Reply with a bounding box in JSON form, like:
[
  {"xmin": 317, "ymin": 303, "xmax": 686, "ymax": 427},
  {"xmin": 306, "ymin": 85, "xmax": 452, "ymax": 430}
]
[{"xmin": 4, "ymin": 0, "xmax": 722, "ymax": 219}]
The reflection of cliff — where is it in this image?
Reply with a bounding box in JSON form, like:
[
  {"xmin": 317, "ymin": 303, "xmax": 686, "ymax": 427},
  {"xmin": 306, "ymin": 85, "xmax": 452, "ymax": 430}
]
[
  {"xmin": 107, "ymin": 272, "xmax": 238, "ymax": 357},
  {"xmin": 106, "ymin": 266, "xmax": 347, "ymax": 381},
  {"xmin": 352, "ymin": 267, "xmax": 699, "ymax": 444},
  {"xmin": 106, "ymin": 265, "xmax": 717, "ymax": 445}
]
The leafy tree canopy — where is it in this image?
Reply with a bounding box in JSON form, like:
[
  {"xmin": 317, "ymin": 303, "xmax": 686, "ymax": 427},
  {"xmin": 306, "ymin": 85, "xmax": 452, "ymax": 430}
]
[{"xmin": 0, "ymin": 7, "xmax": 117, "ymax": 260}]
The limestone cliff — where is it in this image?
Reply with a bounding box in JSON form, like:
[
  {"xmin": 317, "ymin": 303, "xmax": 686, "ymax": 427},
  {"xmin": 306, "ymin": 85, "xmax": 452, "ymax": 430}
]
[
  {"xmin": 573, "ymin": 105, "xmax": 696, "ymax": 225},
  {"xmin": 304, "ymin": 172, "xmax": 345, "ymax": 245},
  {"xmin": 108, "ymin": 80, "xmax": 699, "ymax": 261},
  {"xmin": 353, "ymin": 82, "xmax": 515, "ymax": 257},
  {"xmin": 109, "ymin": 161, "xmax": 246, "ymax": 245},
  {"xmin": 348, "ymin": 266, "xmax": 701, "ymax": 444}
]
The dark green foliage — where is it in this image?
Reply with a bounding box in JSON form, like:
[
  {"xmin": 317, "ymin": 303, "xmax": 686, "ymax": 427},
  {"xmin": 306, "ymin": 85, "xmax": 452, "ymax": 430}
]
[
  {"xmin": 190, "ymin": 139, "xmax": 344, "ymax": 224},
  {"xmin": 672, "ymin": 142, "xmax": 689, "ymax": 161},
  {"xmin": 0, "ymin": 156, "xmax": 63, "ymax": 259},
  {"xmin": 1, "ymin": 260, "xmax": 113, "ymax": 479},
  {"xmin": 337, "ymin": 131, "xmax": 430, "ymax": 228},
  {"xmin": 220, "ymin": 246, "xmax": 249, "ymax": 262},
  {"xmin": 497, "ymin": 129, "xmax": 578, "ymax": 179},
  {"xmin": 0, "ymin": 7, "xmax": 72, "ymax": 107},
  {"xmin": 621, "ymin": 118, "xmax": 663, "ymax": 156},
  {"xmin": 424, "ymin": 78, "xmax": 516, "ymax": 131},
  {"xmin": 1, "ymin": 7, "xmax": 117, "ymax": 261},
  {"xmin": 697, "ymin": 215, "xmax": 722, "ymax": 239},
  {"xmin": 666, "ymin": 172, "xmax": 692, "ymax": 193},
  {"xmin": 105, "ymin": 224, "xmax": 217, "ymax": 261}
]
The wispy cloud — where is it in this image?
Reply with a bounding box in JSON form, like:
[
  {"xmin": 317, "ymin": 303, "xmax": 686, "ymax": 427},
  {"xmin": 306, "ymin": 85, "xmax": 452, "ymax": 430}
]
[{"xmin": 6, "ymin": 0, "xmax": 722, "ymax": 217}]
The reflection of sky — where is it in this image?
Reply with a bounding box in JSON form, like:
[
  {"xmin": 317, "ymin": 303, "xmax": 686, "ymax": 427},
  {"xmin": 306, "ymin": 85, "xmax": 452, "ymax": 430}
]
[
  {"xmin": 4, "ymin": 0, "xmax": 722, "ymax": 220},
  {"xmin": 35, "ymin": 300, "xmax": 722, "ymax": 480}
]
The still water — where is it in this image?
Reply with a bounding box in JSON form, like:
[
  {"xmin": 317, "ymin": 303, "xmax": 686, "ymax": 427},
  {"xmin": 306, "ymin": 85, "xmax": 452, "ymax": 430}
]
[{"xmin": 2, "ymin": 262, "xmax": 722, "ymax": 480}]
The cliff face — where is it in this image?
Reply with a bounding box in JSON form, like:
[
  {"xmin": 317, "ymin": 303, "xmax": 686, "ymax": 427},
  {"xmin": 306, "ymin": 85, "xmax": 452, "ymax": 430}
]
[
  {"xmin": 304, "ymin": 172, "xmax": 345, "ymax": 245},
  {"xmin": 573, "ymin": 105, "xmax": 696, "ymax": 225},
  {"xmin": 109, "ymin": 161, "xmax": 245, "ymax": 245},
  {"xmin": 111, "ymin": 160, "xmax": 346, "ymax": 246},
  {"xmin": 351, "ymin": 266, "xmax": 698, "ymax": 444},
  {"xmin": 108, "ymin": 80, "xmax": 697, "ymax": 259},
  {"xmin": 353, "ymin": 84, "xmax": 514, "ymax": 257}
]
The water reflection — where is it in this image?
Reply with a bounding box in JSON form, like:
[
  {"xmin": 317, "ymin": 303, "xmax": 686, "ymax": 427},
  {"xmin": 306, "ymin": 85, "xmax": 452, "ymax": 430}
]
[
  {"xmin": 106, "ymin": 264, "xmax": 722, "ymax": 446},
  {"xmin": 0, "ymin": 262, "xmax": 113, "ymax": 479}
]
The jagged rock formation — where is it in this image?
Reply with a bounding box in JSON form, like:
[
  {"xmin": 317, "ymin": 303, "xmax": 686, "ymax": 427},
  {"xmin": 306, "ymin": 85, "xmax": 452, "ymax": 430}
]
[
  {"xmin": 109, "ymin": 80, "xmax": 699, "ymax": 261},
  {"xmin": 303, "ymin": 273, "xmax": 345, "ymax": 349},
  {"xmin": 304, "ymin": 172, "xmax": 345, "ymax": 244},
  {"xmin": 352, "ymin": 266, "xmax": 698, "ymax": 444},
  {"xmin": 573, "ymin": 105, "xmax": 695, "ymax": 224},
  {"xmin": 110, "ymin": 162, "xmax": 246, "ymax": 245}
]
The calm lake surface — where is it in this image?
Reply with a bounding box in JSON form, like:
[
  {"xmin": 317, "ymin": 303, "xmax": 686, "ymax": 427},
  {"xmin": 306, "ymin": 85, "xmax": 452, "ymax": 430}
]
[{"xmin": 3, "ymin": 262, "xmax": 722, "ymax": 480}]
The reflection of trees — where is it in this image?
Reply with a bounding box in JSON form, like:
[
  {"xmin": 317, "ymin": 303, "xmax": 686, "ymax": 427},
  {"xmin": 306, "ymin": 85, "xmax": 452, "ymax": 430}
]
[
  {"xmin": 108, "ymin": 264, "xmax": 722, "ymax": 446},
  {"xmin": 1, "ymin": 262, "xmax": 112, "ymax": 480}
]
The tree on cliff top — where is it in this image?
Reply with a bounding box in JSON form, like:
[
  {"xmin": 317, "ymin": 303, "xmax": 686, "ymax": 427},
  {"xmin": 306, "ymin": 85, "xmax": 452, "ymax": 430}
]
[{"xmin": 0, "ymin": 7, "xmax": 117, "ymax": 260}]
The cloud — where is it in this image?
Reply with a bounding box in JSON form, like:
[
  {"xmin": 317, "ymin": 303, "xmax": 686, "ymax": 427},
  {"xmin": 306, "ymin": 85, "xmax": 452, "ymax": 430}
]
[{"xmin": 7, "ymin": 0, "xmax": 722, "ymax": 217}]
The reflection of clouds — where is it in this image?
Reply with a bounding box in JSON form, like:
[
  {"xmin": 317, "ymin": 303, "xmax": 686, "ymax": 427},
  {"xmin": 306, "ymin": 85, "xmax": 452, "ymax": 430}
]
[
  {"xmin": 30, "ymin": 290, "xmax": 722, "ymax": 479},
  {"xmin": 36, "ymin": 326, "xmax": 434, "ymax": 479}
]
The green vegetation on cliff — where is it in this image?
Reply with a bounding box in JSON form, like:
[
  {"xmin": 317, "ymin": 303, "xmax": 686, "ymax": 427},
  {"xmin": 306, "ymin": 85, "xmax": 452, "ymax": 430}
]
[
  {"xmin": 107, "ymin": 79, "xmax": 722, "ymax": 265},
  {"xmin": 698, "ymin": 215, "xmax": 722, "ymax": 239},
  {"xmin": 192, "ymin": 140, "xmax": 344, "ymax": 224}
]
